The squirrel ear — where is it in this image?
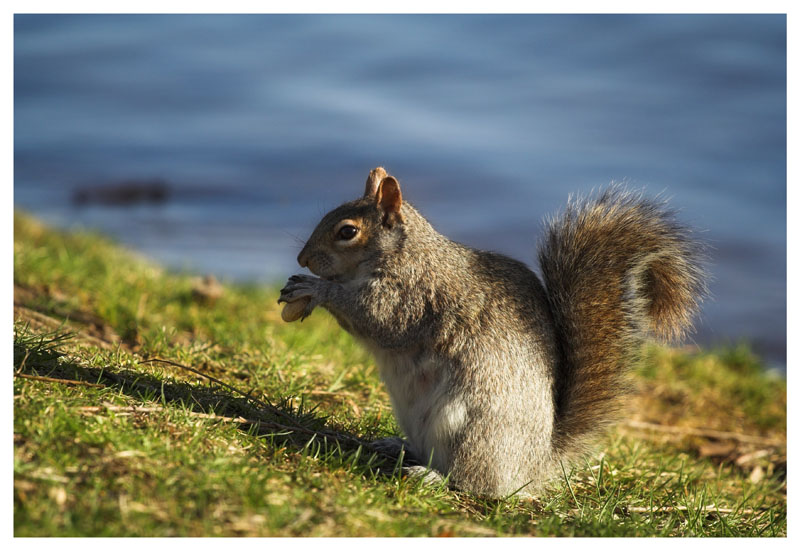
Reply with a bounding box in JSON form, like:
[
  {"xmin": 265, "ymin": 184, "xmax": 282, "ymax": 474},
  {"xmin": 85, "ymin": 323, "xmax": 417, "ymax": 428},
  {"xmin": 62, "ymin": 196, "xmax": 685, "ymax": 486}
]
[
  {"xmin": 376, "ymin": 176, "xmax": 403, "ymax": 227},
  {"xmin": 364, "ymin": 167, "xmax": 388, "ymax": 198}
]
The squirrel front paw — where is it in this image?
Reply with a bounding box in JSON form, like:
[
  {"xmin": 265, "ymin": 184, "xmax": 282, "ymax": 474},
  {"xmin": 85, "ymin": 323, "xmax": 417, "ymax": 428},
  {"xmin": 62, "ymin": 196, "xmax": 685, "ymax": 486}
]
[{"xmin": 278, "ymin": 274, "xmax": 328, "ymax": 321}]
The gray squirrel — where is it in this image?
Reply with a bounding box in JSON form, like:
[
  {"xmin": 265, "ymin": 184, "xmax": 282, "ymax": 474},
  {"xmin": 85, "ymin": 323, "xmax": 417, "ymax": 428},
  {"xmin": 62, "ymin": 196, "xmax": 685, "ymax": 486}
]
[{"xmin": 279, "ymin": 167, "xmax": 705, "ymax": 497}]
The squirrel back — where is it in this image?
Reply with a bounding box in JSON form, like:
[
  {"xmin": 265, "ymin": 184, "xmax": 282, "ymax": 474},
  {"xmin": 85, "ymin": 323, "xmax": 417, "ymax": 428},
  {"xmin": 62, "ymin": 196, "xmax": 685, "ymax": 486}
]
[{"xmin": 281, "ymin": 169, "xmax": 706, "ymax": 497}]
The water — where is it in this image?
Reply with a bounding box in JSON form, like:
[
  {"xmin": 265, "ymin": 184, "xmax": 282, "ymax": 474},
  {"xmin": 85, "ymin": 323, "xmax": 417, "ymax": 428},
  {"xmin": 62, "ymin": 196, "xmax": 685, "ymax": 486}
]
[{"xmin": 14, "ymin": 14, "xmax": 787, "ymax": 368}]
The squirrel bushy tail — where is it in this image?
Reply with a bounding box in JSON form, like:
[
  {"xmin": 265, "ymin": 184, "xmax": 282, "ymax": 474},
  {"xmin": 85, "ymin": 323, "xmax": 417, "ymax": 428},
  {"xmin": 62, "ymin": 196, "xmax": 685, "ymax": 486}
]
[{"xmin": 538, "ymin": 187, "xmax": 706, "ymax": 459}]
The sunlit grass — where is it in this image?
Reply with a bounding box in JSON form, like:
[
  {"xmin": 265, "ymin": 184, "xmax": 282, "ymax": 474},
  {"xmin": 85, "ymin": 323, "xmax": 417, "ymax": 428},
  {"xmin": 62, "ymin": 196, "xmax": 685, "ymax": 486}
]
[{"xmin": 13, "ymin": 211, "xmax": 786, "ymax": 536}]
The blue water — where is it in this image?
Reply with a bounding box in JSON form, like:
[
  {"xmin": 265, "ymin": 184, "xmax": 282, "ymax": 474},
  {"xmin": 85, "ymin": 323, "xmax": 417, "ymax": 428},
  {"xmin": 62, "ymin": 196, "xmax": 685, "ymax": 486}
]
[{"xmin": 14, "ymin": 14, "xmax": 786, "ymax": 368}]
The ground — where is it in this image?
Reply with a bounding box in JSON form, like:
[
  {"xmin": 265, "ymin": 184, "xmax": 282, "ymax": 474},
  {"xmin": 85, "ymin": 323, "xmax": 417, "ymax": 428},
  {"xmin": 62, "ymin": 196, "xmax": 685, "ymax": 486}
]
[{"xmin": 13, "ymin": 212, "xmax": 786, "ymax": 537}]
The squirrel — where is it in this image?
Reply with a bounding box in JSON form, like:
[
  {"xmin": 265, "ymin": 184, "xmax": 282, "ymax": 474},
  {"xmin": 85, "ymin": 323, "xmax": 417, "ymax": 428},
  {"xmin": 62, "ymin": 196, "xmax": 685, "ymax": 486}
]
[{"xmin": 278, "ymin": 167, "xmax": 706, "ymax": 498}]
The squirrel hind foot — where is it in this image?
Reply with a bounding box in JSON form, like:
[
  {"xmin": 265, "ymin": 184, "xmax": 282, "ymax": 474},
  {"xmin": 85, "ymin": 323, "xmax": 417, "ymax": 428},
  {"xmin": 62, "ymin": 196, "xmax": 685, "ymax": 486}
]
[{"xmin": 403, "ymin": 465, "xmax": 447, "ymax": 489}]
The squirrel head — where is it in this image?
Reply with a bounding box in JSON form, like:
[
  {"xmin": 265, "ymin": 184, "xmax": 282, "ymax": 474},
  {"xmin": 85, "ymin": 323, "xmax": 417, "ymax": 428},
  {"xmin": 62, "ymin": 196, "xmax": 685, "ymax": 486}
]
[{"xmin": 297, "ymin": 167, "xmax": 405, "ymax": 281}]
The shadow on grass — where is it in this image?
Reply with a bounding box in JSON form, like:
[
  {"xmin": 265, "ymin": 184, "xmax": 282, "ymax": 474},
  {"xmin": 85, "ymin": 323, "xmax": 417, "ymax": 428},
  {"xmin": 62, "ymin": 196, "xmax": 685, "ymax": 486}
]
[{"xmin": 13, "ymin": 325, "xmax": 412, "ymax": 479}]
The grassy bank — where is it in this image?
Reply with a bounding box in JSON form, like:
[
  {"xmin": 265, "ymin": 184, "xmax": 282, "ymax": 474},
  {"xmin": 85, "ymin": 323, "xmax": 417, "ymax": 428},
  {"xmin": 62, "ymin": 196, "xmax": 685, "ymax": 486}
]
[{"xmin": 13, "ymin": 212, "xmax": 786, "ymax": 537}]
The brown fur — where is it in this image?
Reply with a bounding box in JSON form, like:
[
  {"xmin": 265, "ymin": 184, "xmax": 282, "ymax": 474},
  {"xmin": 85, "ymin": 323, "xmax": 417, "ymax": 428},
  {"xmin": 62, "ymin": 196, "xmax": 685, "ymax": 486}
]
[
  {"xmin": 281, "ymin": 171, "xmax": 706, "ymax": 497},
  {"xmin": 539, "ymin": 187, "xmax": 706, "ymax": 458}
]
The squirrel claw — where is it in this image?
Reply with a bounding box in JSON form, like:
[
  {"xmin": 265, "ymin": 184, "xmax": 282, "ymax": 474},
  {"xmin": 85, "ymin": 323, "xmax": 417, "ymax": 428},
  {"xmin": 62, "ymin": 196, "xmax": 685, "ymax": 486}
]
[{"xmin": 299, "ymin": 299, "xmax": 317, "ymax": 321}]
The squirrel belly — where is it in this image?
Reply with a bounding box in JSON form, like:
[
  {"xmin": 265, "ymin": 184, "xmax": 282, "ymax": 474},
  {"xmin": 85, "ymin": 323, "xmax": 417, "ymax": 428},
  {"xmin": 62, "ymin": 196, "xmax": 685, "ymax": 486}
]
[
  {"xmin": 369, "ymin": 347, "xmax": 467, "ymax": 475},
  {"xmin": 280, "ymin": 168, "xmax": 706, "ymax": 498}
]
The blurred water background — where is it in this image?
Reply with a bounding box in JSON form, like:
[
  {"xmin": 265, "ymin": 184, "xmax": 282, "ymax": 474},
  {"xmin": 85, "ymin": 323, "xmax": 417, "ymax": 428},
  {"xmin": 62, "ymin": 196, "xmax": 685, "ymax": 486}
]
[{"xmin": 13, "ymin": 14, "xmax": 786, "ymax": 369}]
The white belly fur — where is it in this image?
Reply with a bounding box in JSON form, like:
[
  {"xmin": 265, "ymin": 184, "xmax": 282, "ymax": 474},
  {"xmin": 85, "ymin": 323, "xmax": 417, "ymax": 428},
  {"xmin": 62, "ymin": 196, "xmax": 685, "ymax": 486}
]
[{"xmin": 372, "ymin": 348, "xmax": 465, "ymax": 473}]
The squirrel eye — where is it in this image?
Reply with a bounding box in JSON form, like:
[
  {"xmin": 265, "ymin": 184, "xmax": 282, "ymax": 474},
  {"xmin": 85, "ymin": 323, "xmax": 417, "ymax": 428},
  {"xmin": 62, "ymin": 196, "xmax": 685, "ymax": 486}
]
[{"xmin": 337, "ymin": 225, "xmax": 359, "ymax": 240}]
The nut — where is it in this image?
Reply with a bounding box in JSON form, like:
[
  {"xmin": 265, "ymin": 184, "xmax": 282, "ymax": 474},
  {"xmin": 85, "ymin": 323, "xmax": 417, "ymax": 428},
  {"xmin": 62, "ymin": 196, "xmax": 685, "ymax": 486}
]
[{"xmin": 281, "ymin": 296, "xmax": 311, "ymax": 322}]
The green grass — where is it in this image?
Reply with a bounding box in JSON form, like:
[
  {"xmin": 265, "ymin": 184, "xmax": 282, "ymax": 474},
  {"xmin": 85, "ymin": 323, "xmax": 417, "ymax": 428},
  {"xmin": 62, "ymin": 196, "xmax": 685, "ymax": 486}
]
[{"xmin": 13, "ymin": 211, "xmax": 786, "ymax": 536}]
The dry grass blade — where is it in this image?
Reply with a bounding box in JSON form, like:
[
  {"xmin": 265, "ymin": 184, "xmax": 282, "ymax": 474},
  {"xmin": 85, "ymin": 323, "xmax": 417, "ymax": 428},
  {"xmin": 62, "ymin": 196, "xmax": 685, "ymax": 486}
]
[
  {"xmin": 624, "ymin": 505, "xmax": 758, "ymax": 516},
  {"xmin": 15, "ymin": 373, "xmax": 105, "ymax": 388},
  {"xmin": 622, "ymin": 420, "xmax": 784, "ymax": 447},
  {"xmin": 78, "ymin": 404, "xmax": 252, "ymax": 424}
]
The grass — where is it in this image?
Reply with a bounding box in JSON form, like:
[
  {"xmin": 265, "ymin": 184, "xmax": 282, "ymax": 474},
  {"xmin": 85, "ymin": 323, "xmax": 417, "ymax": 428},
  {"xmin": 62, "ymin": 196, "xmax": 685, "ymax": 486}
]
[{"xmin": 13, "ymin": 211, "xmax": 786, "ymax": 537}]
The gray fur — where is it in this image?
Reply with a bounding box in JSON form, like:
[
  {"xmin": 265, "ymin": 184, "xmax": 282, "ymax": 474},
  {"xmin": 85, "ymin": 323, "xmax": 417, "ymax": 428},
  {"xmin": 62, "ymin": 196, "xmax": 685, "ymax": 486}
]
[{"xmin": 280, "ymin": 170, "xmax": 706, "ymax": 497}]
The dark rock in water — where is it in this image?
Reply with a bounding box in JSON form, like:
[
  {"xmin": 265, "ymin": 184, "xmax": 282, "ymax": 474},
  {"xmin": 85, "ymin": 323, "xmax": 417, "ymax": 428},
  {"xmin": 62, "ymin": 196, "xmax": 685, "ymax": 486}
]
[{"xmin": 72, "ymin": 179, "xmax": 170, "ymax": 206}]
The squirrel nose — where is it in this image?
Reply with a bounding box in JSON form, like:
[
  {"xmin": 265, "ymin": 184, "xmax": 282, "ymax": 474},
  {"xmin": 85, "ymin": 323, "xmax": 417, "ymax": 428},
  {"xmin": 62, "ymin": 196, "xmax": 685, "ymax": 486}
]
[{"xmin": 297, "ymin": 248, "xmax": 309, "ymax": 268}]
